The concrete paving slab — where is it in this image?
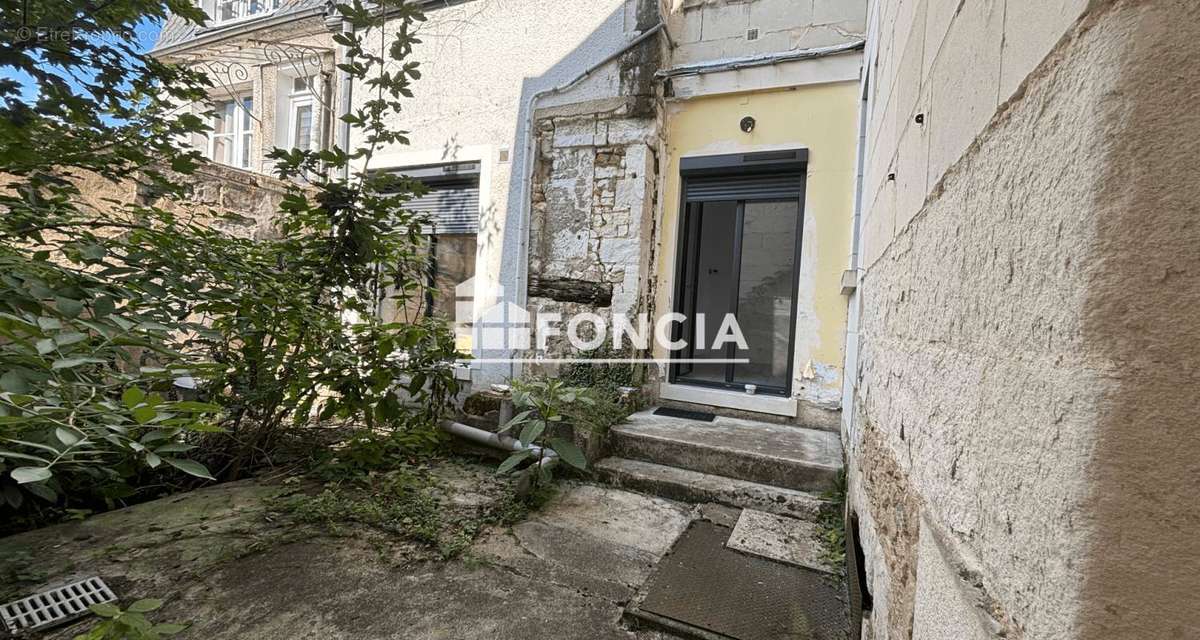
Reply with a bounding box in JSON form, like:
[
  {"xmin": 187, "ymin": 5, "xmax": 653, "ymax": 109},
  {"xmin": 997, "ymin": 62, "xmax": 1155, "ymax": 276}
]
[
  {"xmin": 473, "ymin": 483, "xmax": 693, "ymax": 601},
  {"xmin": 727, "ymin": 509, "xmax": 835, "ymax": 575},
  {"xmin": 3, "ymin": 465, "xmax": 684, "ymax": 640}
]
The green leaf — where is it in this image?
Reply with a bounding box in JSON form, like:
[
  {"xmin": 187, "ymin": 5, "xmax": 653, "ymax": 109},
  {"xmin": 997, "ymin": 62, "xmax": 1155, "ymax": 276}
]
[
  {"xmin": 170, "ymin": 401, "xmax": 221, "ymax": 413},
  {"xmin": 55, "ymin": 297, "xmax": 85, "ymax": 318},
  {"xmin": 0, "ymin": 450, "xmax": 51, "ymax": 464},
  {"xmin": 152, "ymin": 443, "xmax": 196, "ymax": 454},
  {"xmin": 127, "ymin": 598, "xmax": 163, "ymax": 613},
  {"xmin": 36, "ymin": 338, "xmax": 56, "ymax": 355},
  {"xmin": 132, "ymin": 406, "xmax": 157, "ymax": 424},
  {"xmin": 80, "ymin": 244, "xmax": 107, "ymax": 261},
  {"xmin": 52, "ymin": 357, "xmax": 104, "ymax": 369},
  {"xmin": 55, "ymin": 427, "xmax": 82, "ymax": 446},
  {"xmin": 11, "ymin": 466, "xmax": 52, "ymax": 484},
  {"xmin": 93, "ymin": 296, "xmax": 116, "ymax": 317},
  {"xmin": 549, "ymin": 438, "xmax": 587, "ymax": 470},
  {"xmin": 497, "ymin": 409, "xmax": 532, "ymax": 433},
  {"xmin": 0, "ymin": 370, "xmax": 28, "ymax": 393},
  {"xmin": 145, "ymin": 452, "xmax": 162, "ymax": 468},
  {"xmin": 519, "ymin": 421, "xmax": 545, "ymax": 446},
  {"xmin": 55, "ymin": 332, "xmax": 89, "ymax": 347},
  {"xmin": 496, "ymin": 449, "xmax": 532, "ymax": 475},
  {"xmin": 3, "ymin": 438, "xmax": 61, "ymax": 454},
  {"xmin": 37, "ymin": 316, "xmax": 62, "ymax": 331},
  {"xmin": 89, "ymin": 602, "xmax": 121, "ymax": 618},
  {"xmin": 23, "ymin": 482, "xmax": 57, "ymax": 503},
  {"xmin": 122, "ymin": 387, "xmax": 145, "ymax": 408},
  {"xmin": 184, "ymin": 422, "xmax": 226, "ymax": 433},
  {"xmin": 164, "ymin": 457, "xmax": 215, "ymax": 480},
  {"xmin": 2, "ymin": 484, "xmax": 22, "ymax": 509}
]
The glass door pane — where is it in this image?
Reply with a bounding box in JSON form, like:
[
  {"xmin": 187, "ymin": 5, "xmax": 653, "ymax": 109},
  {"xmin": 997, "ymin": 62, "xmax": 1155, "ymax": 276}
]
[
  {"xmin": 674, "ymin": 200, "xmax": 738, "ymax": 385},
  {"xmin": 732, "ymin": 200, "xmax": 799, "ymax": 389}
]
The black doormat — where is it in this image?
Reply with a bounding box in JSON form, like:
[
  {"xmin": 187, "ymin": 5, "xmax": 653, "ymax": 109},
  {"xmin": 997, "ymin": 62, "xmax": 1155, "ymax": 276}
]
[
  {"xmin": 636, "ymin": 521, "xmax": 848, "ymax": 640},
  {"xmin": 653, "ymin": 407, "xmax": 716, "ymax": 422}
]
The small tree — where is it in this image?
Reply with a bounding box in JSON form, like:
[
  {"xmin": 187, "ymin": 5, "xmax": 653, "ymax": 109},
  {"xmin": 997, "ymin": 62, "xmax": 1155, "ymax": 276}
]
[{"xmin": 0, "ymin": 0, "xmax": 458, "ymax": 526}]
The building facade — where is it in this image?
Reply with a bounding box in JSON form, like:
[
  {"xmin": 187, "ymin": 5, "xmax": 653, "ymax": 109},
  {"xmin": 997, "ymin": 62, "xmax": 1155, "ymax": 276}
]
[
  {"xmin": 156, "ymin": 0, "xmax": 868, "ymax": 425},
  {"xmin": 153, "ymin": 0, "xmax": 341, "ymax": 174},
  {"xmin": 153, "ymin": 0, "xmax": 1200, "ymax": 637}
]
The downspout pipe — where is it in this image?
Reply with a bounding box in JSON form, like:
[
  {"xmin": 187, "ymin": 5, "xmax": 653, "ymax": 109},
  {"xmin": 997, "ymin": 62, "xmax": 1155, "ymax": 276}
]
[
  {"xmin": 335, "ymin": 16, "xmax": 354, "ymax": 181},
  {"xmin": 510, "ymin": 22, "xmax": 665, "ymax": 380}
]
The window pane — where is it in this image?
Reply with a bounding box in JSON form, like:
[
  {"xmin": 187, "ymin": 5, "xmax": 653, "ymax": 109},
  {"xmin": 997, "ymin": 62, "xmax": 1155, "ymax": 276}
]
[
  {"xmin": 241, "ymin": 97, "xmax": 253, "ymax": 129},
  {"xmin": 212, "ymin": 101, "xmax": 233, "ymax": 134},
  {"xmin": 212, "ymin": 136, "xmax": 229, "ymax": 164},
  {"xmin": 240, "ymin": 133, "xmax": 252, "ymax": 168},
  {"xmin": 293, "ymin": 103, "xmax": 312, "ymax": 149},
  {"xmin": 217, "ymin": 0, "xmax": 238, "ymax": 21},
  {"xmin": 732, "ymin": 200, "xmax": 799, "ymax": 389},
  {"xmin": 293, "ymin": 76, "xmax": 312, "ymax": 93},
  {"xmin": 675, "ymin": 201, "xmax": 738, "ymax": 385},
  {"xmin": 429, "ymin": 234, "xmax": 477, "ymax": 320}
]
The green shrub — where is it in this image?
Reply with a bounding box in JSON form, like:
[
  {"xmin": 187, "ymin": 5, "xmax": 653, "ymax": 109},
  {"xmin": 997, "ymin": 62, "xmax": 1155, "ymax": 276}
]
[{"xmin": 0, "ymin": 0, "xmax": 456, "ymax": 531}]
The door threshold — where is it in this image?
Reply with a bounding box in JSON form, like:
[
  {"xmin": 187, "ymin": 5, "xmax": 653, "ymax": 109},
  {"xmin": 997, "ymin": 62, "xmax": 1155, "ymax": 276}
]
[{"xmin": 659, "ymin": 382, "xmax": 797, "ymax": 418}]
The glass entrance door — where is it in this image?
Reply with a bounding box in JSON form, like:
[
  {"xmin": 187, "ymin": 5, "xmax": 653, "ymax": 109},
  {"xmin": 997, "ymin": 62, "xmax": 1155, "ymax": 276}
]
[{"xmin": 671, "ymin": 195, "xmax": 802, "ymax": 396}]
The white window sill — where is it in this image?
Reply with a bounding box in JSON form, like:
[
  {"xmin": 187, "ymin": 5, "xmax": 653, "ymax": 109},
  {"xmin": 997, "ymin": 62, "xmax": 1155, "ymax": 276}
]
[{"xmin": 206, "ymin": 11, "xmax": 277, "ymax": 31}]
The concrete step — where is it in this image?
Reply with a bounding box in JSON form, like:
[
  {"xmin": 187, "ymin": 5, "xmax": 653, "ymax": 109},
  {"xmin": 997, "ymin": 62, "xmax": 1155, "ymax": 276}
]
[
  {"xmin": 609, "ymin": 408, "xmax": 843, "ymax": 493},
  {"xmin": 595, "ymin": 457, "xmax": 828, "ymax": 520}
]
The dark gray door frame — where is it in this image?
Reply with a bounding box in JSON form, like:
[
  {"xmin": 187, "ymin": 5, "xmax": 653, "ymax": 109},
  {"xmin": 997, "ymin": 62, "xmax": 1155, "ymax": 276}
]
[{"xmin": 669, "ymin": 149, "xmax": 809, "ymax": 397}]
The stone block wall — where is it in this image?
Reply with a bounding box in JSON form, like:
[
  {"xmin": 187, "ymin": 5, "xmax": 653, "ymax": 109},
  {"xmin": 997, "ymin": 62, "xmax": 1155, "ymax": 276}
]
[
  {"xmin": 667, "ymin": 0, "xmax": 866, "ymax": 66},
  {"xmin": 849, "ymin": 1, "xmax": 1200, "ymax": 639},
  {"xmin": 64, "ymin": 161, "xmax": 297, "ymax": 241},
  {"xmin": 526, "ymin": 106, "xmax": 660, "ymax": 360}
]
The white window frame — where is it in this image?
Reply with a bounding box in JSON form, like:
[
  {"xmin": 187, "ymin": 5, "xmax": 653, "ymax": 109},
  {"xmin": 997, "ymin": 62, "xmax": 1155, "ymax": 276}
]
[
  {"xmin": 208, "ymin": 95, "xmax": 254, "ymax": 170},
  {"xmin": 286, "ymin": 78, "xmax": 316, "ymax": 152},
  {"xmin": 209, "ymin": 0, "xmax": 278, "ymax": 26}
]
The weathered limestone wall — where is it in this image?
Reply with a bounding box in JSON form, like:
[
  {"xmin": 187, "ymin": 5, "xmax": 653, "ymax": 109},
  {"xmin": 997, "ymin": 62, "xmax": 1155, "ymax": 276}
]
[
  {"xmin": 1073, "ymin": 1, "xmax": 1200, "ymax": 637},
  {"xmin": 67, "ymin": 162, "xmax": 296, "ymax": 240},
  {"xmin": 849, "ymin": 1, "xmax": 1200, "ymax": 638},
  {"xmin": 526, "ymin": 105, "xmax": 660, "ymax": 358}
]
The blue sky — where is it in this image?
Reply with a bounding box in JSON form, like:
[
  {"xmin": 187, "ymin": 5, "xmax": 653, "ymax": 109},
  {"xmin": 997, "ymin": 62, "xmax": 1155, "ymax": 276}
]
[{"xmin": 2, "ymin": 18, "xmax": 163, "ymax": 103}]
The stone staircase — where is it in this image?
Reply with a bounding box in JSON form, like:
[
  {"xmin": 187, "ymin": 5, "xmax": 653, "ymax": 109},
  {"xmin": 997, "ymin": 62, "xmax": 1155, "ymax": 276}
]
[{"xmin": 596, "ymin": 408, "xmax": 843, "ymax": 518}]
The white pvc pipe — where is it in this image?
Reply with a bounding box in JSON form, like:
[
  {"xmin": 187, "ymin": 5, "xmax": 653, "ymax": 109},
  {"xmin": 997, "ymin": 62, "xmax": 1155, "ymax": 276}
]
[{"xmin": 440, "ymin": 419, "xmax": 558, "ymax": 464}]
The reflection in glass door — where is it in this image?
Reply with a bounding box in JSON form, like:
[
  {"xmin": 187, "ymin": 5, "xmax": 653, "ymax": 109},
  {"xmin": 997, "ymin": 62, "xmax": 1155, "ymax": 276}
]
[{"xmin": 671, "ymin": 191, "xmax": 802, "ymax": 396}]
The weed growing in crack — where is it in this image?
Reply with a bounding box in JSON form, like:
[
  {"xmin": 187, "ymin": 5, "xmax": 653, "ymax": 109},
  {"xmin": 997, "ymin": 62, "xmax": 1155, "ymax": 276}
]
[
  {"xmin": 270, "ymin": 462, "xmax": 552, "ymax": 560},
  {"xmin": 817, "ymin": 469, "xmax": 847, "ymax": 574}
]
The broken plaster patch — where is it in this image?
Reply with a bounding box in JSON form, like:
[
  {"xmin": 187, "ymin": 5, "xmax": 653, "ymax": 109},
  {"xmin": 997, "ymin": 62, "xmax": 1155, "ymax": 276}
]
[{"xmin": 727, "ymin": 509, "xmax": 834, "ymax": 574}]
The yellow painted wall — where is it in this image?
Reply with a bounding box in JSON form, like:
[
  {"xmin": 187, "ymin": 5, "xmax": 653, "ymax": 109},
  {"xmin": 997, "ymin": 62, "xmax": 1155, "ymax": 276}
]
[{"xmin": 655, "ymin": 81, "xmax": 860, "ymax": 408}]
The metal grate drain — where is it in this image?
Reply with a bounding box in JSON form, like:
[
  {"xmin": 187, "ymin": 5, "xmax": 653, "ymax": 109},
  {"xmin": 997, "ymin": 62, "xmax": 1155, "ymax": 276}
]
[{"xmin": 0, "ymin": 576, "xmax": 116, "ymax": 635}]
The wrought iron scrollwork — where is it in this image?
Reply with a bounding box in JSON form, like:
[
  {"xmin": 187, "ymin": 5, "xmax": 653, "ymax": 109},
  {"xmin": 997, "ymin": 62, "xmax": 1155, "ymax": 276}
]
[
  {"xmin": 194, "ymin": 60, "xmax": 259, "ymax": 122},
  {"xmin": 257, "ymin": 40, "xmax": 333, "ymax": 111}
]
